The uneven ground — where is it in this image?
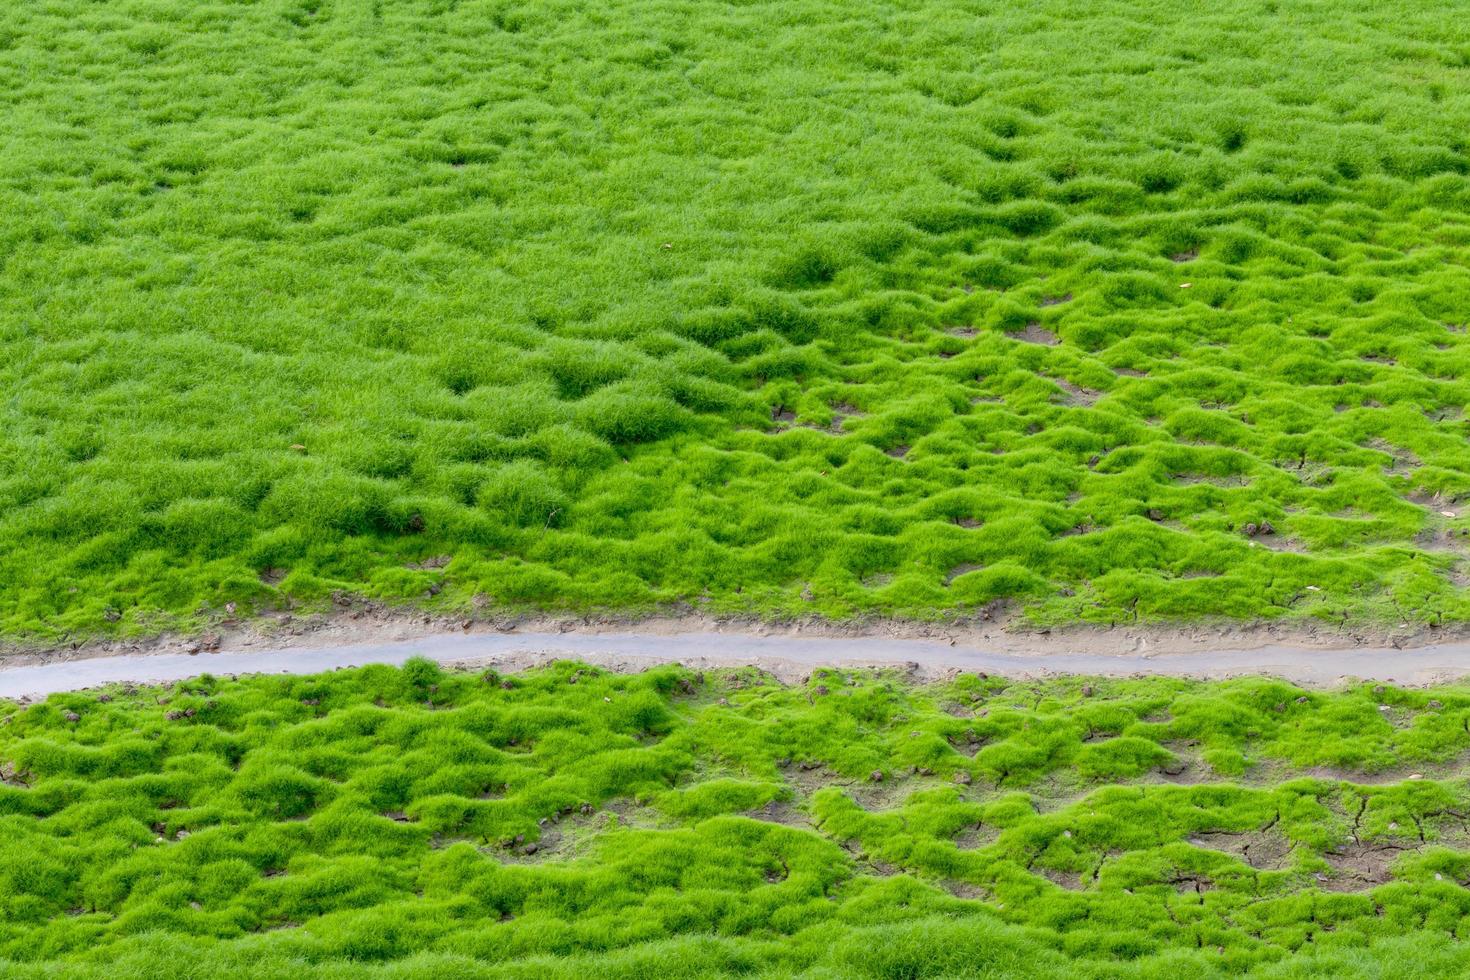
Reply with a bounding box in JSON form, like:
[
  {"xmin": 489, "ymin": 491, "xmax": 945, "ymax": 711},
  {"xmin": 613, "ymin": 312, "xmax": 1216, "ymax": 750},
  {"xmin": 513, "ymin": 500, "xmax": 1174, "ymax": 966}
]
[
  {"xmin": 8, "ymin": 661, "xmax": 1470, "ymax": 976},
  {"xmin": 5, "ymin": 0, "xmax": 1470, "ymax": 641}
]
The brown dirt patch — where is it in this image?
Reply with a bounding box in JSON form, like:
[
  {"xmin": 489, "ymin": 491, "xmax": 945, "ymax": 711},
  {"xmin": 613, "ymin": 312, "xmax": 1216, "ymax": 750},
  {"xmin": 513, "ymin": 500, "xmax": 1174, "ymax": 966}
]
[
  {"xmin": 953, "ymin": 823, "xmax": 1000, "ymax": 850},
  {"xmin": 1046, "ymin": 376, "xmax": 1100, "ymax": 407},
  {"xmin": 745, "ymin": 799, "xmax": 812, "ymax": 828},
  {"xmin": 1038, "ymin": 867, "xmax": 1085, "ymax": 890},
  {"xmin": 940, "ymin": 879, "xmax": 991, "ymax": 899},
  {"xmin": 1009, "ymin": 322, "xmax": 1059, "ymax": 345},
  {"xmin": 1188, "ymin": 830, "xmax": 1296, "ymax": 870},
  {"xmin": 1170, "ymin": 871, "xmax": 1216, "ymax": 894},
  {"xmin": 1153, "ymin": 753, "xmax": 1215, "ymax": 786},
  {"xmin": 1317, "ymin": 842, "xmax": 1414, "ymax": 891},
  {"xmin": 829, "ymin": 402, "xmax": 865, "ymax": 432},
  {"xmin": 1367, "ymin": 438, "xmax": 1422, "ymax": 476},
  {"xmin": 1172, "ymin": 473, "xmax": 1252, "ymax": 488},
  {"xmin": 1248, "ymin": 536, "xmax": 1308, "ymax": 554},
  {"xmin": 1417, "ymin": 526, "xmax": 1470, "ymax": 553}
]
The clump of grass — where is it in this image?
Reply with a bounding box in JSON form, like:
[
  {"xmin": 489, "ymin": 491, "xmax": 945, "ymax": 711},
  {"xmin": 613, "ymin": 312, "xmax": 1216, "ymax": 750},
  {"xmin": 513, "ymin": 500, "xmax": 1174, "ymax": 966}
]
[{"xmin": 6, "ymin": 662, "xmax": 1470, "ymax": 974}]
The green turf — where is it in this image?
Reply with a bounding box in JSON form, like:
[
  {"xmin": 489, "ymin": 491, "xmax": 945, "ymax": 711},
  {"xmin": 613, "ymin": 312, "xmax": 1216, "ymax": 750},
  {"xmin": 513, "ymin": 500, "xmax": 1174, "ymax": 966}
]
[
  {"xmin": 9, "ymin": 660, "xmax": 1470, "ymax": 976},
  {"xmin": 5, "ymin": 0, "xmax": 1470, "ymax": 639}
]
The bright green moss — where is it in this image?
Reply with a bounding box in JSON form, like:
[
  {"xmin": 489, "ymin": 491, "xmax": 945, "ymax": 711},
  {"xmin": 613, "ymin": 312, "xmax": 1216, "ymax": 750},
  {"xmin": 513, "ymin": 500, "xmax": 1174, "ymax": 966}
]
[
  {"xmin": 4, "ymin": 0, "xmax": 1470, "ymax": 639},
  {"xmin": 7, "ymin": 662, "xmax": 1470, "ymax": 974}
]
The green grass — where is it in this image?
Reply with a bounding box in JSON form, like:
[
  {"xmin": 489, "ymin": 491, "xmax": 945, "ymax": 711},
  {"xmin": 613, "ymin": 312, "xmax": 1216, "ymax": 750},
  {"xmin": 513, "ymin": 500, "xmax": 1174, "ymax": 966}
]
[
  {"xmin": 5, "ymin": 0, "xmax": 1470, "ymax": 638},
  {"xmin": 11, "ymin": 660, "xmax": 1470, "ymax": 976}
]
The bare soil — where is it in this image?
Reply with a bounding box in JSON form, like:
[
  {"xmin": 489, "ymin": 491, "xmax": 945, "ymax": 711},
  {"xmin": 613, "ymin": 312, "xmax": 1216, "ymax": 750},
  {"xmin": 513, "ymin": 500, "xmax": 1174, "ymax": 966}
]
[{"xmin": 9, "ymin": 602, "xmax": 1470, "ymax": 698}]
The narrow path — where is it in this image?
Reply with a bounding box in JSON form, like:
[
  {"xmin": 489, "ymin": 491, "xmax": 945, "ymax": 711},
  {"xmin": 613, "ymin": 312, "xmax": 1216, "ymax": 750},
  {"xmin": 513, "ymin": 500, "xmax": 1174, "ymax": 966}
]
[{"xmin": 7, "ymin": 629, "xmax": 1470, "ymax": 698}]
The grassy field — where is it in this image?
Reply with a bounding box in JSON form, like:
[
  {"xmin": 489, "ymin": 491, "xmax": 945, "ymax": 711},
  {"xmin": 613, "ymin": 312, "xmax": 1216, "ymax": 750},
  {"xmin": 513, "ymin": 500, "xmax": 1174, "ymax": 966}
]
[
  {"xmin": 5, "ymin": 659, "xmax": 1470, "ymax": 976},
  {"xmin": 4, "ymin": 0, "xmax": 1470, "ymax": 640}
]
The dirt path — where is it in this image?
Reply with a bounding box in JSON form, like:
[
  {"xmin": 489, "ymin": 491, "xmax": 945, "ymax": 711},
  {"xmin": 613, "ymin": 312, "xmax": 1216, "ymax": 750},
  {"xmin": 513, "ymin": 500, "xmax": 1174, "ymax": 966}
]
[{"xmin": 8, "ymin": 624, "xmax": 1470, "ymax": 698}]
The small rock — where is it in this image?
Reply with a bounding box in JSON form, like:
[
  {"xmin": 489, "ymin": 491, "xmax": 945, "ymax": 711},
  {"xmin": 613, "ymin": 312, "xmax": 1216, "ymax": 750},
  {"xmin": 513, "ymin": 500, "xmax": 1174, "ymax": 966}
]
[
  {"xmin": 1081, "ymin": 685, "xmax": 1094, "ymax": 697},
  {"xmin": 954, "ymin": 771, "xmax": 972, "ymax": 785},
  {"xmin": 1242, "ymin": 523, "xmax": 1259, "ymax": 537},
  {"xmin": 869, "ymin": 770, "xmax": 884, "ymax": 783},
  {"xmin": 522, "ymin": 843, "xmax": 539, "ymax": 855},
  {"xmin": 1428, "ymin": 700, "xmax": 1443, "ymax": 709},
  {"xmin": 63, "ymin": 711, "xmax": 80, "ymax": 723}
]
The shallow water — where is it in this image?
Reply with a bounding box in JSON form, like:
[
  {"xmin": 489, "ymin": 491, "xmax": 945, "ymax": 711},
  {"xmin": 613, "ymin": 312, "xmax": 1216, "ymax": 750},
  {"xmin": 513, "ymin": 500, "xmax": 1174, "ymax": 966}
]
[{"xmin": 4, "ymin": 630, "xmax": 1470, "ymax": 697}]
